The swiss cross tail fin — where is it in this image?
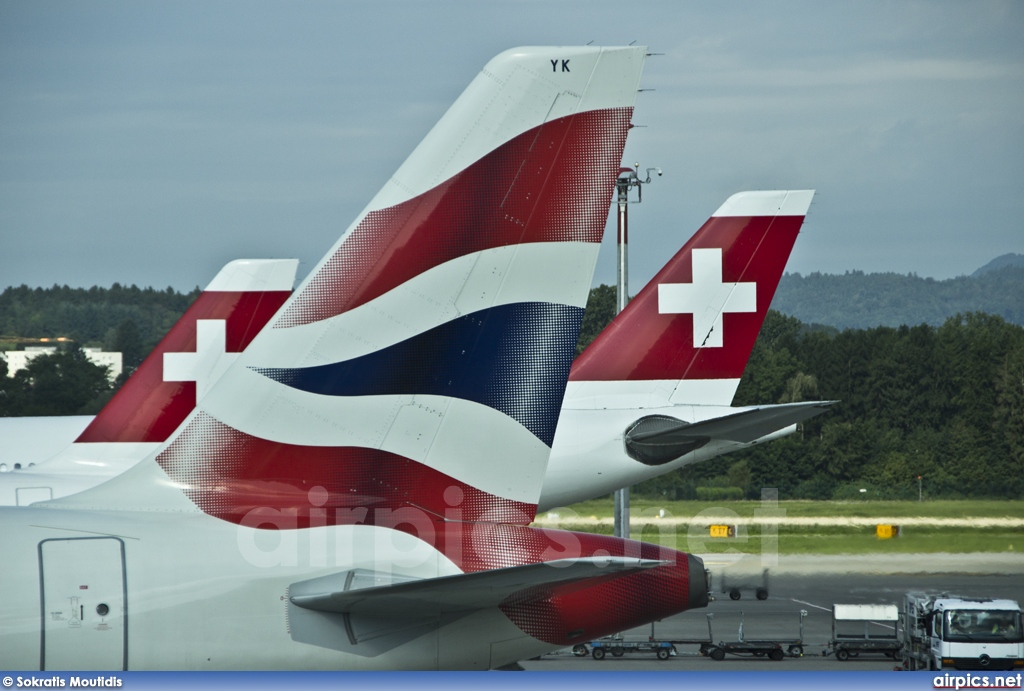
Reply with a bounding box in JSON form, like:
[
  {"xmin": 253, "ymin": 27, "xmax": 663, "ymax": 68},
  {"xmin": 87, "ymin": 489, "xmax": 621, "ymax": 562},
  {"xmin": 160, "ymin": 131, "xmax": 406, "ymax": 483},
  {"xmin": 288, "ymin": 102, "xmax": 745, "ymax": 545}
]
[
  {"xmin": 569, "ymin": 190, "xmax": 813, "ymax": 406},
  {"xmin": 54, "ymin": 47, "xmax": 647, "ymax": 527},
  {"xmin": 25, "ymin": 259, "xmax": 296, "ymax": 479},
  {"xmin": 74, "ymin": 259, "xmax": 297, "ymax": 446}
]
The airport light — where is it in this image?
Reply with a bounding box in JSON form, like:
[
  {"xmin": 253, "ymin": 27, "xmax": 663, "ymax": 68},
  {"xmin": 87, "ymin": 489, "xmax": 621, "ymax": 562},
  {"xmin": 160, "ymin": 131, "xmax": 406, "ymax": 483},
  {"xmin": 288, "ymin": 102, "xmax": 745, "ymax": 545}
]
[{"xmin": 613, "ymin": 163, "xmax": 661, "ymax": 540}]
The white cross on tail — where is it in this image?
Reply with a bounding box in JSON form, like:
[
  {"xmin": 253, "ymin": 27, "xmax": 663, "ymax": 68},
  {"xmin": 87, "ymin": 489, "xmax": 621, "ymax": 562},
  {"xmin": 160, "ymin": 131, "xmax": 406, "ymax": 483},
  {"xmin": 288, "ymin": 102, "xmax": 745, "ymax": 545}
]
[
  {"xmin": 163, "ymin": 320, "xmax": 238, "ymax": 400},
  {"xmin": 657, "ymin": 248, "xmax": 757, "ymax": 348}
]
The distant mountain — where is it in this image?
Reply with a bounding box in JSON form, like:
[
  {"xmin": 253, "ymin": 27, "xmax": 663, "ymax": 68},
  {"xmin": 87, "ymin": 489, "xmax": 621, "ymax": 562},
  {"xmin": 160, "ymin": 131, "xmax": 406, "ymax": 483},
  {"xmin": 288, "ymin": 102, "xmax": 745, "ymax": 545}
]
[
  {"xmin": 972, "ymin": 253, "xmax": 1024, "ymax": 277},
  {"xmin": 772, "ymin": 265, "xmax": 1024, "ymax": 329}
]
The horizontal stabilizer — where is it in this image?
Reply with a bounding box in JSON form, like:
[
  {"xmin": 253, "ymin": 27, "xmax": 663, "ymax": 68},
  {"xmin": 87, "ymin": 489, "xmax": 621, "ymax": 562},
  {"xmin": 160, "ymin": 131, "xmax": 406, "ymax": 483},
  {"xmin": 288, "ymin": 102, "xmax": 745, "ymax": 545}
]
[
  {"xmin": 630, "ymin": 400, "xmax": 837, "ymax": 446},
  {"xmin": 624, "ymin": 401, "xmax": 836, "ymax": 465},
  {"xmin": 290, "ymin": 557, "xmax": 664, "ymax": 615}
]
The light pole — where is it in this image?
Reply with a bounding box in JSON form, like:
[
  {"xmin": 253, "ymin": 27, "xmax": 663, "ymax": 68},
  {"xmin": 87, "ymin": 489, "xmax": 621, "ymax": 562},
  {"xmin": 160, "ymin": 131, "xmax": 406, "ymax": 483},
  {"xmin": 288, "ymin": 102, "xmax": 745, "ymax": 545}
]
[{"xmin": 612, "ymin": 164, "xmax": 661, "ymax": 540}]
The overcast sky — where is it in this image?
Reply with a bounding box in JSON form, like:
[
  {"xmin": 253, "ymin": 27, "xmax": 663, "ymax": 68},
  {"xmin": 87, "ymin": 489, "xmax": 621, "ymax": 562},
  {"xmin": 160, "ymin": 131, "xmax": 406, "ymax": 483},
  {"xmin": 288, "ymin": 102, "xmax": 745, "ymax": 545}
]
[{"xmin": 2, "ymin": 1, "xmax": 1022, "ymax": 293}]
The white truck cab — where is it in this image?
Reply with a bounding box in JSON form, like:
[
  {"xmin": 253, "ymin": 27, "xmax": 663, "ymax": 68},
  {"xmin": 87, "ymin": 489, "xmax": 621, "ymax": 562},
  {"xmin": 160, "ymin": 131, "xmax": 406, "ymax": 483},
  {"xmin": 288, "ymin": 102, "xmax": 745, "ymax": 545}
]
[{"xmin": 903, "ymin": 594, "xmax": 1024, "ymax": 671}]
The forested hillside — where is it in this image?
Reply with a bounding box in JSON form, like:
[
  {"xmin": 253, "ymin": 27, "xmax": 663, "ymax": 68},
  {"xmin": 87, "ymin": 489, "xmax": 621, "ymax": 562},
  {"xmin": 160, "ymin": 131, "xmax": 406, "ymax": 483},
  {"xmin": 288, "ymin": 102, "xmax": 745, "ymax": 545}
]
[
  {"xmin": 0, "ymin": 283, "xmax": 201, "ymax": 414},
  {"xmin": 635, "ymin": 310, "xmax": 1024, "ymax": 501},
  {"xmin": 972, "ymin": 253, "xmax": 1024, "ymax": 277},
  {"xmin": 772, "ymin": 266, "xmax": 1024, "ymax": 329},
  {"xmin": 0, "ymin": 283, "xmax": 200, "ymax": 367},
  {"xmin": 3, "ymin": 282, "xmax": 1022, "ymax": 500}
]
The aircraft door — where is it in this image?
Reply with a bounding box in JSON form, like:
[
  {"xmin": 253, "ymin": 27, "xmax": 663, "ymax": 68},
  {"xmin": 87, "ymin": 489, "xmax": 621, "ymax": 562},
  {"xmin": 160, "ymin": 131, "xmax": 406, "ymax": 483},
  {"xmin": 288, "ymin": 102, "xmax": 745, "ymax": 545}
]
[{"xmin": 40, "ymin": 537, "xmax": 127, "ymax": 671}]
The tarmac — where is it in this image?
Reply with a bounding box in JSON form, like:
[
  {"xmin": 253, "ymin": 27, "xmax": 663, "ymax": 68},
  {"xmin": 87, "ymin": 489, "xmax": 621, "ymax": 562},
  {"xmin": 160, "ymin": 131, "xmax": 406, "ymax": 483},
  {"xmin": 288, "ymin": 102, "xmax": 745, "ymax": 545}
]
[{"xmin": 520, "ymin": 552, "xmax": 1024, "ymax": 671}]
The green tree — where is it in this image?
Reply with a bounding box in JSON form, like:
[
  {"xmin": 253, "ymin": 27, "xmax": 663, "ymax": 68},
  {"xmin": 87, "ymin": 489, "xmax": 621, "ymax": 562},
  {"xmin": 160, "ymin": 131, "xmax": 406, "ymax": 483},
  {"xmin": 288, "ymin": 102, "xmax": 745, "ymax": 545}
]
[
  {"xmin": 5, "ymin": 345, "xmax": 112, "ymax": 416},
  {"xmin": 0, "ymin": 354, "xmax": 15, "ymax": 416},
  {"xmin": 778, "ymin": 371, "xmax": 819, "ymax": 404},
  {"xmin": 993, "ymin": 345, "xmax": 1024, "ymax": 494},
  {"xmin": 726, "ymin": 459, "xmax": 752, "ymax": 495},
  {"xmin": 734, "ymin": 310, "xmax": 803, "ymax": 406},
  {"xmin": 576, "ymin": 284, "xmax": 617, "ymax": 355},
  {"xmin": 111, "ymin": 319, "xmax": 145, "ymax": 369}
]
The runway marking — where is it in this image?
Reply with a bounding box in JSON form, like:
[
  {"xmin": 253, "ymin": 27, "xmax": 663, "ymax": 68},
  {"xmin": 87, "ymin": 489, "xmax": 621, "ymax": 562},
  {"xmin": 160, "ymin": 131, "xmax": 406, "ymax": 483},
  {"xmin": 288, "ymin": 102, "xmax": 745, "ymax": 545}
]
[
  {"xmin": 790, "ymin": 598, "xmax": 830, "ymax": 612},
  {"xmin": 790, "ymin": 598, "xmax": 895, "ymax": 630}
]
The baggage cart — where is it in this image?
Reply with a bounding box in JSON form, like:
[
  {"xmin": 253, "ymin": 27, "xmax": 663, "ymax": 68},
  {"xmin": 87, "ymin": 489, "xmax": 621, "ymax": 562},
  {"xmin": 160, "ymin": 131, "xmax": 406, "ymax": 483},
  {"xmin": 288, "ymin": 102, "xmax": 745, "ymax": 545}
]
[
  {"xmin": 703, "ymin": 610, "xmax": 808, "ymax": 661},
  {"xmin": 825, "ymin": 603, "xmax": 901, "ymax": 661}
]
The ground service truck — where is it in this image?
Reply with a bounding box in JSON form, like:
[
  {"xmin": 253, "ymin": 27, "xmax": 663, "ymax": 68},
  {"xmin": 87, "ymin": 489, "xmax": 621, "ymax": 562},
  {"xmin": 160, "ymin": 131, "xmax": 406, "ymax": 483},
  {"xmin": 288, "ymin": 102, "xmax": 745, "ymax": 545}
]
[{"xmin": 901, "ymin": 593, "xmax": 1024, "ymax": 671}]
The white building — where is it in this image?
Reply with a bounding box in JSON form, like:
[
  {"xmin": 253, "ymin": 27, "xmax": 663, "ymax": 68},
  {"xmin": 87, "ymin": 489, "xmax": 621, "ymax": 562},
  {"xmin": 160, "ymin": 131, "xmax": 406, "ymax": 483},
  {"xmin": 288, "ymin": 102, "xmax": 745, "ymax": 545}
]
[{"xmin": 2, "ymin": 346, "xmax": 122, "ymax": 383}]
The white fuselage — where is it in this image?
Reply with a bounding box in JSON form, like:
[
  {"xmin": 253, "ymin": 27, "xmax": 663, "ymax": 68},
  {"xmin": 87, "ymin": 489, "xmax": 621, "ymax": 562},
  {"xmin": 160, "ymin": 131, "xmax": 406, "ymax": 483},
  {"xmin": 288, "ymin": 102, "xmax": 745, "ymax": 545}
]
[
  {"xmin": 0, "ymin": 506, "xmax": 552, "ymax": 671},
  {"xmin": 0, "ymin": 403, "xmax": 790, "ymax": 509},
  {"xmin": 0, "ymin": 416, "xmax": 91, "ymax": 469},
  {"xmin": 541, "ymin": 397, "xmax": 791, "ymax": 510}
]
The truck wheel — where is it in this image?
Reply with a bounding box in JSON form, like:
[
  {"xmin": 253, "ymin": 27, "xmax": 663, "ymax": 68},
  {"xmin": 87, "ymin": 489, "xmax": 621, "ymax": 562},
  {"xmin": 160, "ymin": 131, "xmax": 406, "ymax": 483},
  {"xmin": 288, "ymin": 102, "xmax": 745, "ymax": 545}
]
[
  {"xmin": 657, "ymin": 648, "xmax": 670, "ymax": 660},
  {"xmin": 729, "ymin": 589, "xmax": 742, "ymax": 600},
  {"xmin": 789, "ymin": 645, "xmax": 804, "ymax": 656},
  {"xmin": 592, "ymin": 647, "xmax": 605, "ymax": 660},
  {"xmin": 769, "ymin": 648, "xmax": 785, "ymax": 661},
  {"xmin": 756, "ymin": 588, "xmax": 769, "ymax": 601},
  {"xmin": 572, "ymin": 644, "xmax": 588, "ymax": 657},
  {"xmin": 611, "ymin": 647, "xmax": 624, "ymax": 657},
  {"xmin": 710, "ymin": 647, "xmax": 726, "ymax": 661},
  {"xmin": 836, "ymin": 648, "xmax": 850, "ymax": 662}
]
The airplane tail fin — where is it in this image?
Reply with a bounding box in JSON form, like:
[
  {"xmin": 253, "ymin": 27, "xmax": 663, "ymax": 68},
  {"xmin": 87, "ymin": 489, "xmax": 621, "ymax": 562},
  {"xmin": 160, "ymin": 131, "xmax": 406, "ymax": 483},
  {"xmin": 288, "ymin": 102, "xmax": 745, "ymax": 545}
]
[
  {"xmin": 23, "ymin": 259, "xmax": 296, "ymax": 479},
  {"xmin": 569, "ymin": 190, "xmax": 813, "ymax": 406},
  {"xmin": 72, "ymin": 259, "xmax": 297, "ymax": 448},
  {"xmin": 56, "ymin": 47, "xmax": 647, "ymax": 528}
]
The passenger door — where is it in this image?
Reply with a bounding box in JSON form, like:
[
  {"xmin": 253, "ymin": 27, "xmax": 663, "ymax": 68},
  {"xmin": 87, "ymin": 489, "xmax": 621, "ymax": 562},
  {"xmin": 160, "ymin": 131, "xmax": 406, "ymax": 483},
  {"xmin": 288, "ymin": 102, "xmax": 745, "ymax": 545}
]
[{"xmin": 40, "ymin": 537, "xmax": 127, "ymax": 670}]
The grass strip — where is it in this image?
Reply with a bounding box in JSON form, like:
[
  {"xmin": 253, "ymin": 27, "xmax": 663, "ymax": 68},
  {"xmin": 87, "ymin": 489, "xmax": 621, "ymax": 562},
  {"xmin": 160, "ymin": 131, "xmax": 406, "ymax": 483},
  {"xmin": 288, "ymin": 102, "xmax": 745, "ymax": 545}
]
[
  {"xmin": 547, "ymin": 521, "xmax": 1022, "ymax": 555},
  {"xmin": 543, "ymin": 498, "xmax": 1024, "ymax": 522}
]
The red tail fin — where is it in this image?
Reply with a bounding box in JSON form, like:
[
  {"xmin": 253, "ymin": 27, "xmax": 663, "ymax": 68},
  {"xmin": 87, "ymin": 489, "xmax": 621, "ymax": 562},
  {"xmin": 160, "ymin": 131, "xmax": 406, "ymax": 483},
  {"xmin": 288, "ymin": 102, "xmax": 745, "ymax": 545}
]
[
  {"xmin": 74, "ymin": 259, "xmax": 296, "ymax": 443},
  {"xmin": 570, "ymin": 190, "xmax": 813, "ymax": 405}
]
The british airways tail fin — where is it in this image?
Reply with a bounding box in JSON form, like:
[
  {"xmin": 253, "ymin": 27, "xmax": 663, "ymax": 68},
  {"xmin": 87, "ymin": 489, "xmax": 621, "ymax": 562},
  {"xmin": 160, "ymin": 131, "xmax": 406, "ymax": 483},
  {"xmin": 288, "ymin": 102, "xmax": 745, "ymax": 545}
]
[
  {"xmin": 569, "ymin": 190, "xmax": 813, "ymax": 406},
  {"xmin": 34, "ymin": 259, "xmax": 297, "ymax": 475},
  {"xmin": 54, "ymin": 47, "xmax": 647, "ymax": 527}
]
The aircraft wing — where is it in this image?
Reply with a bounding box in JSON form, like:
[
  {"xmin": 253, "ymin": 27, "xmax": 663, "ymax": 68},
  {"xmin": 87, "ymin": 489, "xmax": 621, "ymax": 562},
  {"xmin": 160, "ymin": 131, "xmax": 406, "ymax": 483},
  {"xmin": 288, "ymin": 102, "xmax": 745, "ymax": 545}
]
[
  {"xmin": 629, "ymin": 400, "xmax": 838, "ymax": 447},
  {"xmin": 290, "ymin": 557, "xmax": 665, "ymax": 615}
]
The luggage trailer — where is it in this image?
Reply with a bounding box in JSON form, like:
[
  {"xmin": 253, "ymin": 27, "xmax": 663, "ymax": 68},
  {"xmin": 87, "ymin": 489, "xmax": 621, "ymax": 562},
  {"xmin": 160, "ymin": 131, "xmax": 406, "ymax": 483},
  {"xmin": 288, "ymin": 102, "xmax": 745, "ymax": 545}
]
[
  {"xmin": 580, "ymin": 610, "xmax": 809, "ymax": 662},
  {"xmin": 718, "ymin": 567, "xmax": 770, "ymax": 601},
  {"xmin": 825, "ymin": 604, "xmax": 902, "ymax": 661},
  {"xmin": 703, "ymin": 610, "xmax": 808, "ymax": 661},
  {"xmin": 578, "ymin": 620, "xmax": 706, "ymax": 661}
]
